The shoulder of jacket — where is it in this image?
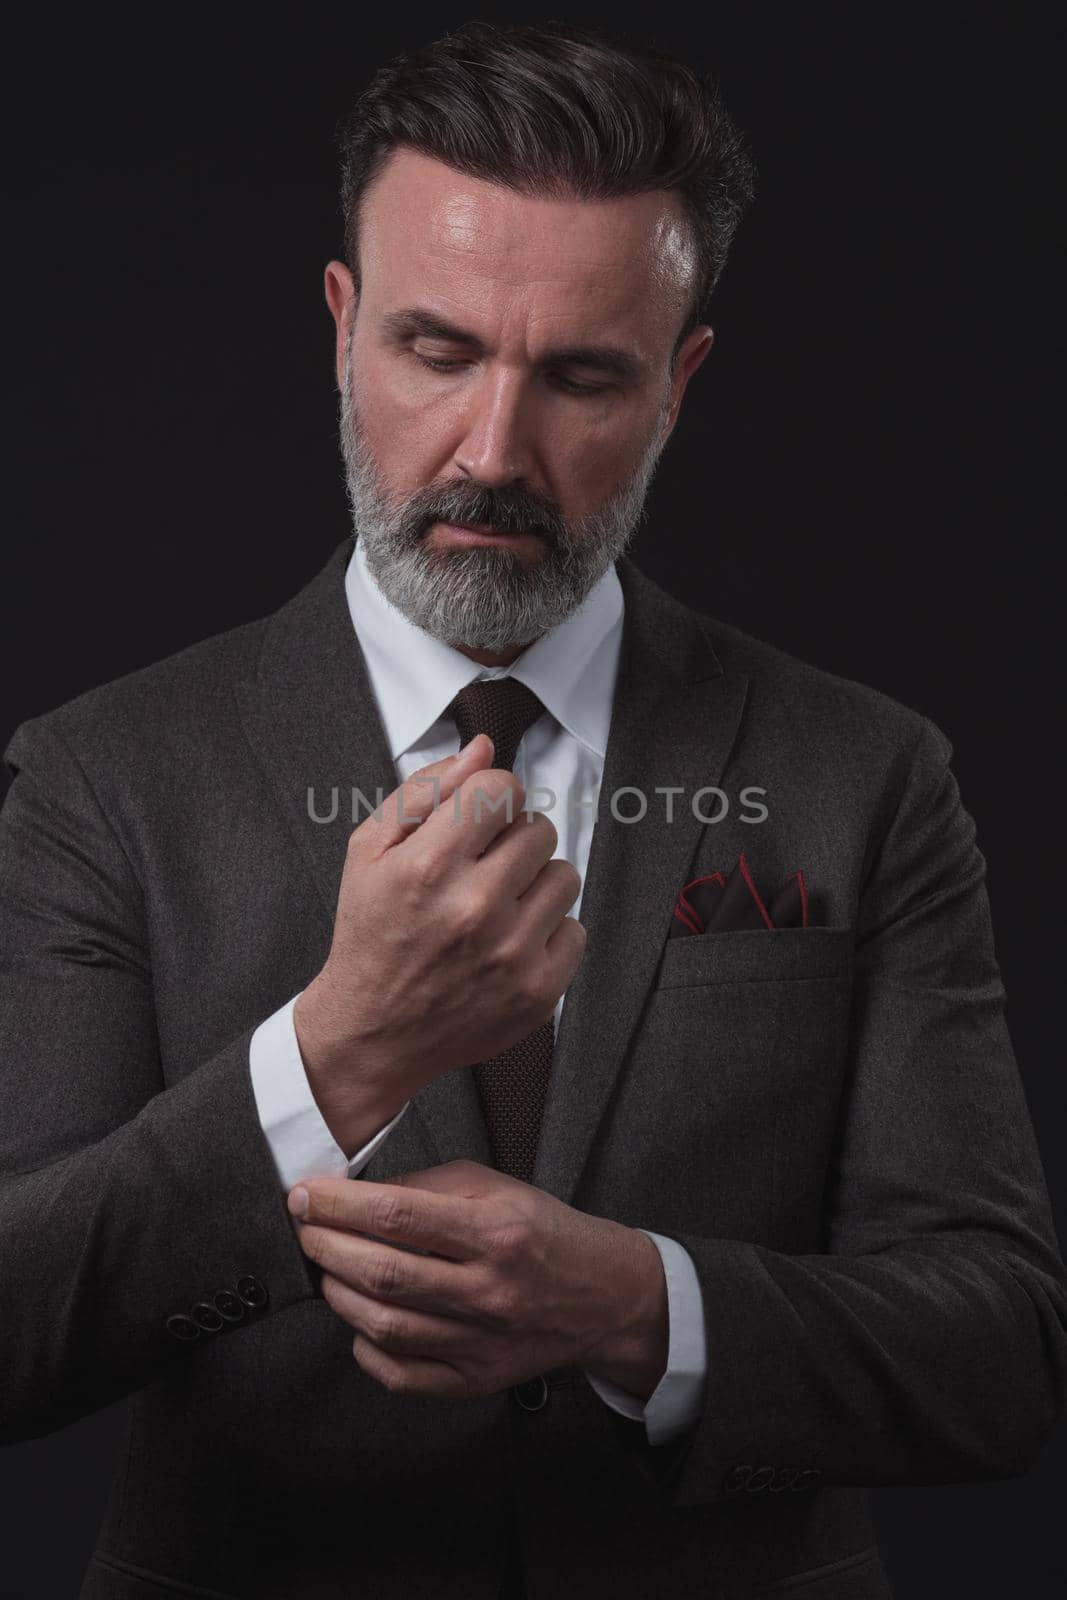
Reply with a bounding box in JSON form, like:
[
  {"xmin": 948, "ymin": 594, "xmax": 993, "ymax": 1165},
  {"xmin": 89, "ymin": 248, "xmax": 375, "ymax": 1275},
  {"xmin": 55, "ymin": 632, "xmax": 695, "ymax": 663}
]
[
  {"xmin": 4, "ymin": 611, "xmax": 269, "ymax": 773},
  {"xmin": 694, "ymin": 610, "xmax": 949, "ymax": 761}
]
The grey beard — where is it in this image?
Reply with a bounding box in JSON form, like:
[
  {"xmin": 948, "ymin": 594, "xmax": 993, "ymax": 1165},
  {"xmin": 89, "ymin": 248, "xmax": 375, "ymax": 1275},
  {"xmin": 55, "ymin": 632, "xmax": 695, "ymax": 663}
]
[{"xmin": 337, "ymin": 336, "xmax": 668, "ymax": 652}]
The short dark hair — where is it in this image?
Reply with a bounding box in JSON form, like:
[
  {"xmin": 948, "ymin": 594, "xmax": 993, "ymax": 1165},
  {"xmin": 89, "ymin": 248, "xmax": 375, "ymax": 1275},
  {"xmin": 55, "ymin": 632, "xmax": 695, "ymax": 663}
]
[{"xmin": 335, "ymin": 20, "xmax": 758, "ymax": 361}]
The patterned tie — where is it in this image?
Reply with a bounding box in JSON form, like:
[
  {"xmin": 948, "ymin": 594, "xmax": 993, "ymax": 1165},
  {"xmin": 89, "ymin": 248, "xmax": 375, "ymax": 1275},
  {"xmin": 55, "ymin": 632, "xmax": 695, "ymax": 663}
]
[{"xmin": 445, "ymin": 677, "xmax": 556, "ymax": 1186}]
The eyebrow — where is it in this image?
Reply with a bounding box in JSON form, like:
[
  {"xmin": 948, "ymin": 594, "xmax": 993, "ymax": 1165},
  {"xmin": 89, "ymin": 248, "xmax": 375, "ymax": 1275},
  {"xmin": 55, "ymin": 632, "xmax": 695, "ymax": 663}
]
[{"xmin": 380, "ymin": 307, "xmax": 646, "ymax": 384}]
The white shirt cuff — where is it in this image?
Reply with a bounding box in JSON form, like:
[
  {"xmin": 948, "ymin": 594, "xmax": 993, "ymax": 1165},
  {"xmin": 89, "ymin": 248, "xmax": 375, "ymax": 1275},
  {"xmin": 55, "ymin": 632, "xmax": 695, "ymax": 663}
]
[
  {"xmin": 248, "ymin": 992, "xmax": 410, "ymax": 1193},
  {"xmin": 584, "ymin": 1230, "xmax": 707, "ymax": 1446}
]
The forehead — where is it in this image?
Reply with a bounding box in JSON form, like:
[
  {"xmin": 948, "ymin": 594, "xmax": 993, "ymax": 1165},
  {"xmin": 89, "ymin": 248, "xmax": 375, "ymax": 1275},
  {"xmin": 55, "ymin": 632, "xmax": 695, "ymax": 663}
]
[{"xmin": 356, "ymin": 147, "xmax": 696, "ymax": 334}]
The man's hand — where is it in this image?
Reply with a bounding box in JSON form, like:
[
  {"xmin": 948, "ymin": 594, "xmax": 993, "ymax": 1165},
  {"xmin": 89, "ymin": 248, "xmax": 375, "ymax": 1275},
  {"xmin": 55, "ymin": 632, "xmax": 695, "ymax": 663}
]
[
  {"xmin": 293, "ymin": 735, "xmax": 587, "ymax": 1155},
  {"xmin": 287, "ymin": 1160, "xmax": 669, "ymax": 1403}
]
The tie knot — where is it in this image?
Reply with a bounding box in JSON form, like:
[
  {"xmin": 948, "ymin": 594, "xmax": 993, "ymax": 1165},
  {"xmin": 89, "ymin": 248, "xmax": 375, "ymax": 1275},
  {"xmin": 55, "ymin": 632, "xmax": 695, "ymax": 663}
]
[{"xmin": 445, "ymin": 677, "xmax": 547, "ymax": 773}]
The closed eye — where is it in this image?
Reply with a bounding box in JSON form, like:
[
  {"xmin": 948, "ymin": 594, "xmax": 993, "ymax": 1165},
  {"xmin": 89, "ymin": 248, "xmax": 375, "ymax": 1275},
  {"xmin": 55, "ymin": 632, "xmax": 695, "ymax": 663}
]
[{"xmin": 410, "ymin": 351, "xmax": 607, "ymax": 397}]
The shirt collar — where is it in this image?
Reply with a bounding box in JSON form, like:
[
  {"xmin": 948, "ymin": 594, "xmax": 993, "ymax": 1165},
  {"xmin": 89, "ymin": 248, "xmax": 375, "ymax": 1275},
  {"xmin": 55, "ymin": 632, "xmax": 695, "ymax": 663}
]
[{"xmin": 345, "ymin": 532, "xmax": 624, "ymax": 762}]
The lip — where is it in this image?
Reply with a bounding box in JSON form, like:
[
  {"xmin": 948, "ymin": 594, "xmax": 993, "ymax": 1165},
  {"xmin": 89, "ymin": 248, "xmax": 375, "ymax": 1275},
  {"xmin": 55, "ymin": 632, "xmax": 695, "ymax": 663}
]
[{"xmin": 429, "ymin": 521, "xmax": 543, "ymax": 547}]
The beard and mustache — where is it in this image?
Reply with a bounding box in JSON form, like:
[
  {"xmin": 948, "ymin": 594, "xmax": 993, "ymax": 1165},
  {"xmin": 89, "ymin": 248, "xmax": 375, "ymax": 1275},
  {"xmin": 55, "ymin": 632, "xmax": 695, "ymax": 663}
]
[{"xmin": 338, "ymin": 324, "xmax": 670, "ymax": 652}]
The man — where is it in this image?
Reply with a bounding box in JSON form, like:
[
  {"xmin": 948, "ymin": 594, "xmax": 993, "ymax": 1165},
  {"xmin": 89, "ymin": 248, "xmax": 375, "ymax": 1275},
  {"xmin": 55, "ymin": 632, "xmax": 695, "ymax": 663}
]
[{"xmin": 1, "ymin": 19, "xmax": 1064, "ymax": 1600}]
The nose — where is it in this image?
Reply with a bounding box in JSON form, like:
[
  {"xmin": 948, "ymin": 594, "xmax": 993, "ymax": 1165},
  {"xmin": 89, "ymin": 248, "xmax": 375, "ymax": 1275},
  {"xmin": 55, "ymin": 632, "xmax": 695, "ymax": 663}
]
[{"xmin": 452, "ymin": 366, "xmax": 536, "ymax": 486}]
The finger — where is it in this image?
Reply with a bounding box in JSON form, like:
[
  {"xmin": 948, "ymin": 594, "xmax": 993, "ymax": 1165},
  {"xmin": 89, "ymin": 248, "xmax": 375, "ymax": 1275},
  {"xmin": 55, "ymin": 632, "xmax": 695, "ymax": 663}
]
[
  {"xmin": 388, "ymin": 1159, "xmax": 510, "ymax": 1197},
  {"xmin": 474, "ymin": 808, "xmax": 561, "ymax": 900},
  {"xmin": 543, "ymin": 913, "xmax": 588, "ymax": 992},
  {"xmin": 321, "ymin": 1273, "xmax": 477, "ymax": 1358},
  {"xmin": 512, "ymin": 857, "xmax": 583, "ymax": 947},
  {"xmin": 289, "ymin": 1176, "xmax": 488, "ymax": 1261},
  {"xmin": 358, "ymin": 734, "xmax": 494, "ymax": 858},
  {"xmin": 412, "ymin": 763, "xmax": 529, "ymax": 865},
  {"xmin": 298, "ymin": 1228, "xmax": 488, "ymax": 1321},
  {"xmin": 352, "ymin": 1336, "xmax": 476, "ymax": 1401}
]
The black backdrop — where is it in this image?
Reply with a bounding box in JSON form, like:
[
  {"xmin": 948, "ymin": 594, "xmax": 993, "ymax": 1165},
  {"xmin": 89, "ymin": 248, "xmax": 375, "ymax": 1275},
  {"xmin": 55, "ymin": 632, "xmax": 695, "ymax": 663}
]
[{"xmin": 3, "ymin": 8, "xmax": 1063, "ymax": 1597}]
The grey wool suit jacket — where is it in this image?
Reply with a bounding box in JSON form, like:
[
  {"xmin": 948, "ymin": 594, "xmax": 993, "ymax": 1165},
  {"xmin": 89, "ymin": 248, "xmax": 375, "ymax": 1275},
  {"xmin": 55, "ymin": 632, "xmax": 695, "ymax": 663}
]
[{"xmin": 2, "ymin": 533, "xmax": 1065, "ymax": 1600}]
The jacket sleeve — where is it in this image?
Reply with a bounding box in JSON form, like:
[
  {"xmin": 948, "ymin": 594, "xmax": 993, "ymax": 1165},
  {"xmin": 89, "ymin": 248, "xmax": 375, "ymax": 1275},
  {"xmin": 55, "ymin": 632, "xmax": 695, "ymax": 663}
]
[
  {"xmin": 600, "ymin": 714, "xmax": 1067, "ymax": 1509},
  {"xmin": 0, "ymin": 714, "xmax": 324, "ymax": 1444}
]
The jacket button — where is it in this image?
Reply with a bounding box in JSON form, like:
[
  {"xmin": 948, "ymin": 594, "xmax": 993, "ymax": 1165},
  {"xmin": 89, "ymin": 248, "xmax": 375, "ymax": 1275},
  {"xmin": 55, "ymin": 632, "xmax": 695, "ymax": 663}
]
[
  {"xmin": 512, "ymin": 1376, "xmax": 549, "ymax": 1412},
  {"xmin": 791, "ymin": 1468, "xmax": 822, "ymax": 1492},
  {"xmin": 165, "ymin": 1314, "xmax": 200, "ymax": 1342},
  {"xmin": 722, "ymin": 1464, "xmax": 753, "ymax": 1494},
  {"xmin": 746, "ymin": 1466, "xmax": 775, "ymax": 1492},
  {"xmin": 190, "ymin": 1301, "xmax": 224, "ymax": 1333},
  {"xmin": 769, "ymin": 1466, "xmax": 799, "ymax": 1492},
  {"xmin": 214, "ymin": 1288, "xmax": 246, "ymax": 1323},
  {"xmin": 236, "ymin": 1274, "xmax": 268, "ymax": 1310}
]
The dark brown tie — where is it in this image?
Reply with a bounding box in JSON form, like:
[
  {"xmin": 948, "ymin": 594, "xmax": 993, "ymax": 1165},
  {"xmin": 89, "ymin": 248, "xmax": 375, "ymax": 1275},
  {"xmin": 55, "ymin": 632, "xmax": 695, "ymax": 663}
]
[{"xmin": 445, "ymin": 677, "xmax": 555, "ymax": 1186}]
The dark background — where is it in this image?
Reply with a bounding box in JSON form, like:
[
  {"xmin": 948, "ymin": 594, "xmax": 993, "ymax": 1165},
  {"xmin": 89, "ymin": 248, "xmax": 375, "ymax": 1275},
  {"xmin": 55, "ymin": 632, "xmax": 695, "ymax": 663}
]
[{"xmin": 2, "ymin": 7, "xmax": 1063, "ymax": 1596}]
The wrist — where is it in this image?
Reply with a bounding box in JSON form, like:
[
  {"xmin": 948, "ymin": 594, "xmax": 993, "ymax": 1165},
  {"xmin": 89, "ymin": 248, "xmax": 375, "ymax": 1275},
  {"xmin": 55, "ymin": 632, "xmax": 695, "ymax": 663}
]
[
  {"xmin": 294, "ymin": 980, "xmax": 406, "ymax": 1159},
  {"xmin": 581, "ymin": 1227, "xmax": 670, "ymax": 1402}
]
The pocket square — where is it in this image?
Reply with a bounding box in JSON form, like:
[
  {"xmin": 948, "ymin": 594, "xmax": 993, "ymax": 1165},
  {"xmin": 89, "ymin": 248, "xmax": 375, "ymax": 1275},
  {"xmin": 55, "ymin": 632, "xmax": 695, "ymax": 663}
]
[{"xmin": 670, "ymin": 853, "xmax": 810, "ymax": 936}]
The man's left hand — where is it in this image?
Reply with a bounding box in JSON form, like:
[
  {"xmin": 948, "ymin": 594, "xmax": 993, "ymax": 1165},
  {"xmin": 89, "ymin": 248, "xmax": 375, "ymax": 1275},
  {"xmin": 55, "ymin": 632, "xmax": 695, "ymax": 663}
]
[{"xmin": 287, "ymin": 1160, "xmax": 668, "ymax": 1402}]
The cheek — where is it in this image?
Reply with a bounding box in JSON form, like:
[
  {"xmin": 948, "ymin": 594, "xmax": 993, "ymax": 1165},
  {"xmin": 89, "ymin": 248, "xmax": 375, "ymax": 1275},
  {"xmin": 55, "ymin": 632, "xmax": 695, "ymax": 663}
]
[
  {"xmin": 354, "ymin": 359, "xmax": 454, "ymax": 486},
  {"xmin": 545, "ymin": 411, "xmax": 650, "ymax": 503}
]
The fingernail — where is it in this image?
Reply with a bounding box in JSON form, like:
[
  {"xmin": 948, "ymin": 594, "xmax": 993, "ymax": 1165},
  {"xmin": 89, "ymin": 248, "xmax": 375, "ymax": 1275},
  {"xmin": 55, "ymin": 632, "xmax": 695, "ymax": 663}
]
[{"xmin": 288, "ymin": 1186, "xmax": 309, "ymax": 1219}]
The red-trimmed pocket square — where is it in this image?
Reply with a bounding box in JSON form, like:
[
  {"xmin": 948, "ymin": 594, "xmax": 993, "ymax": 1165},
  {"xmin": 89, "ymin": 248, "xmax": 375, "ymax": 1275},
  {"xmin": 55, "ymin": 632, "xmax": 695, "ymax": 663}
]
[{"xmin": 670, "ymin": 852, "xmax": 811, "ymax": 936}]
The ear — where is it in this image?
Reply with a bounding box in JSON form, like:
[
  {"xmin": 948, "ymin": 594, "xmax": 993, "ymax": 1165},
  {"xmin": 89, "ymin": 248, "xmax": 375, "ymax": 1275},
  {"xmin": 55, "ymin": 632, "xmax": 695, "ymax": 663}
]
[
  {"xmin": 324, "ymin": 260, "xmax": 357, "ymax": 390},
  {"xmin": 659, "ymin": 325, "xmax": 715, "ymax": 449}
]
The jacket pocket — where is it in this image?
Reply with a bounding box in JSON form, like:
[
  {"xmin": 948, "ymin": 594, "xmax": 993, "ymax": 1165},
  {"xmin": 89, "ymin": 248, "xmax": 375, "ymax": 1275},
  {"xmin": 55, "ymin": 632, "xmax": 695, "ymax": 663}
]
[
  {"xmin": 751, "ymin": 1544, "xmax": 891, "ymax": 1597},
  {"xmin": 81, "ymin": 1549, "xmax": 238, "ymax": 1600},
  {"xmin": 656, "ymin": 925, "xmax": 853, "ymax": 990}
]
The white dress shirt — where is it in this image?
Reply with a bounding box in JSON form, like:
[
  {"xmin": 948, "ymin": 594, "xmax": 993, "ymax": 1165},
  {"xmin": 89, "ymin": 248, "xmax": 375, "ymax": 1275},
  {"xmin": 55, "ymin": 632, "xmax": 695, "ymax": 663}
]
[{"xmin": 249, "ymin": 535, "xmax": 708, "ymax": 1445}]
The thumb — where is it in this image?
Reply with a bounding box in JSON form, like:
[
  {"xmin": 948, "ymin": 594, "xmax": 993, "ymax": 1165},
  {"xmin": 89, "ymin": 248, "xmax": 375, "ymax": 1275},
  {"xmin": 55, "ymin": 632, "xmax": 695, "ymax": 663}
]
[{"xmin": 356, "ymin": 733, "xmax": 494, "ymax": 857}]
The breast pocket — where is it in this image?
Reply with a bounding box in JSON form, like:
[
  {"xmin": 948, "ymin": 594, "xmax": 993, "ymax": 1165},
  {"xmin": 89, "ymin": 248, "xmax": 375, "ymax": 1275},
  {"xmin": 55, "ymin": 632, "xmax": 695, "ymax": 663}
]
[
  {"xmin": 621, "ymin": 927, "xmax": 855, "ymax": 1237},
  {"xmin": 646, "ymin": 927, "xmax": 854, "ymax": 1104},
  {"xmin": 654, "ymin": 925, "xmax": 854, "ymax": 990}
]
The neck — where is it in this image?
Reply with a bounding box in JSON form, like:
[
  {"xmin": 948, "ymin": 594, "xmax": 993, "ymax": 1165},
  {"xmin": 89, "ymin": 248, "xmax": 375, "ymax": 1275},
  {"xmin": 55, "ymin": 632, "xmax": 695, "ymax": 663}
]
[{"xmin": 455, "ymin": 641, "xmax": 532, "ymax": 668}]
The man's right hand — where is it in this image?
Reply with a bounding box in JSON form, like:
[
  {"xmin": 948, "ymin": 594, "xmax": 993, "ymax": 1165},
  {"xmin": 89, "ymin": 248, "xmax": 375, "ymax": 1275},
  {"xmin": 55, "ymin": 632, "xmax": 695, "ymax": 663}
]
[{"xmin": 292, "ymin": 734, "xmax": 586, "ymax": 1156}]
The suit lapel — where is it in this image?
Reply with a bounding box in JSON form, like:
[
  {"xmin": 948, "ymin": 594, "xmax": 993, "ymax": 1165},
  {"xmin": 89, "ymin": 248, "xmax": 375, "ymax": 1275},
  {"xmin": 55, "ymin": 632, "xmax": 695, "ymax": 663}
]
[
  {"xmin": 234, "ymin": 536, "xmax": 748, "ymax": 1195},
  {"xmin": 530, "ymin": 556, "xmax": 748, "ymax": 1204},
  {"xmin": 409, "ymin": 555, "xmax": 750, "ymax": 1189},
  {"xmin": 233, "ymin": 535, "xmax": 391, "ymax": 933}
]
